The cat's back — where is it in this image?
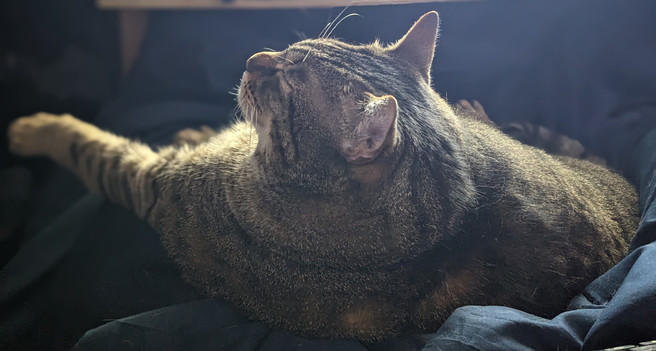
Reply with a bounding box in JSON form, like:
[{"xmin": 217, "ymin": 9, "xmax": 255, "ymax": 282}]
[
  {"xmin": 450, "ymin": 115, "xmax": 638, "ymax": 312},
  {"xmin": 461, "ymin": 115, "xmax": 638, "ymax": 237}
]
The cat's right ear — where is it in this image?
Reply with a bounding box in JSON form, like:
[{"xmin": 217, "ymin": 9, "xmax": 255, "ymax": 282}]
[
  {"xmin": 388, "ymin": 11, "xmax": 440, "ymax": 82},
  {"xmin": 339, "ymin": 94, "xmax": 398, "ymax": 164}
]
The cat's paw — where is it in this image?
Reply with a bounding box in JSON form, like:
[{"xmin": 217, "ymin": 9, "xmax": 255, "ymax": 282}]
[
  {"xmin": 454, "ymin": 99, "xmax": 494, "ymax": 125},
  {"xmin": 173, "ymin": 125, "xmax": 217, "ymax": 146},
  {"xmin": 8, "ymin": 112, "xmax": 74, "ymax": 157}
]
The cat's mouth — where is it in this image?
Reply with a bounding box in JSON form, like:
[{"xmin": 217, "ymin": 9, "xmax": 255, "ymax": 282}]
[
  {"xmin": 238, "ymin": 71, "xmax": 260, "ymax": 124},
  {"xmin": 238, "ymin": 71, "xmax": 275, "ymax": 148},
  {"xmin": 238, "ymin": 51, "xmax": 284, "ymax": 118}
]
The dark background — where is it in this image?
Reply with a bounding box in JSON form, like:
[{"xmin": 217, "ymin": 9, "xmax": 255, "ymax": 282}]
[{"xmin": 1, "ymin": 0, "xmax": 119, "ymax": 266}]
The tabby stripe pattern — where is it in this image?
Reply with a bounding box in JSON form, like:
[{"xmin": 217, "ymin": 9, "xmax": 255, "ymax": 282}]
[{"xmin": 65, "ymin": 130, "xmax": 167, "ymax": 223}]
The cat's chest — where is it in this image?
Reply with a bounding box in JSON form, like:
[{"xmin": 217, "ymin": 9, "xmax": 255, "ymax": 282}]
[
  {"xmin": 292, "ymin": 195, "xmax": 387, "ymax": 232},
  {"xmin": 225, "ymin": 177, "xmax": 418, "ymax": 265},
  {"xmin": 249, "ymin": 188, "xmax": 391, "ymax": 239}
]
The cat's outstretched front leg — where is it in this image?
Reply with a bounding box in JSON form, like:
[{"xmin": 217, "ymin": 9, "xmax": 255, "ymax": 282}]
[{"xmin": 9, "ymin": 112, "xmax": 168, "ymax": 220}]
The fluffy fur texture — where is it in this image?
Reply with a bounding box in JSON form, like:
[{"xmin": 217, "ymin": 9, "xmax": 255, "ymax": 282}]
[{"xmin": 8, "ymin": 12, "xmax": 638, "ymax": 342}]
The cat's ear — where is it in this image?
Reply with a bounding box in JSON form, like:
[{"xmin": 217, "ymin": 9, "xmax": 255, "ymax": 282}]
[
  {"xmin": 388, "ymin": 11, "xmax": 440, "ymax": 82},
  {"xmin": 340, "ymin": 94, "xmax": 398, "ymax": 164}
]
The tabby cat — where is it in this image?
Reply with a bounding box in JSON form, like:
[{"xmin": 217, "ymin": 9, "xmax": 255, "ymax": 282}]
[{"xmin": 8, "ymin": 12, "xmax": 639, "ymax": 342}]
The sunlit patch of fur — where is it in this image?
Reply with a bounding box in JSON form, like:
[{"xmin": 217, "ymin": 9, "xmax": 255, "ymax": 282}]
[{"xmin": 236, "ymin": 81, "xmax": 258, "ymax": 153}]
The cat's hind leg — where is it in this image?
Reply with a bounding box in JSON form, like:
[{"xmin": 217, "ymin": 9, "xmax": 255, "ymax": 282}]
[
  {"xmin": 500, "ymin": 121, "xmax": 604, "ymax": 163},
  {"xmin": 454, "ymin": 100, "xmax": 603, "ymax": 163}
]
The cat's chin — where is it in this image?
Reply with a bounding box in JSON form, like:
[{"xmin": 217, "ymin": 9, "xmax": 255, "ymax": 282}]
[
  {"xmin": 348, "ymin": 160, "xmax": 391, "ymax": 185},
  {"xmin": 237, "ymin": 71, "xmax": 256, "ymax": 114}
]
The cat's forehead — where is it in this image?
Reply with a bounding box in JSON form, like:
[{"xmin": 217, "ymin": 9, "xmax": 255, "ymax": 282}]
[
  {"xmin": 284, "ymin": 38, "xmax": 379, "ymax": 65},
  {"xmin": 281, "ymin": 39, "xmax": 394, "ymax": 92}
]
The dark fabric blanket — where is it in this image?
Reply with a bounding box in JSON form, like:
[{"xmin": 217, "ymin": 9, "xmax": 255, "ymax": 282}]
[{"xmin": 2, "ymin": 1, "xmax": 656, "ymax": 350}]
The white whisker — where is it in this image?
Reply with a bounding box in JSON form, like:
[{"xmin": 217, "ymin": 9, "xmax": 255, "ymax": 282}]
[
  {"xmin": 318, "ymin": 21, "xmax": 333, "ymax": 39},
  {"xmin": 325, "ymin": 13, "xmax": 362, "ymax": 39},
  {"xmin": 230, "ymin": 83, "xmax": 241, "ymax": 98},
  {"xmin": 282, "ymin": 56, "xmax": 295, "ymax": 65},
  {"xmin": 302, "ymin": 48, "xmax": 312, "ymax": 63},
  {"xmin": 321, "ymin": 4, "xmax": 351, "ymax": 39}
]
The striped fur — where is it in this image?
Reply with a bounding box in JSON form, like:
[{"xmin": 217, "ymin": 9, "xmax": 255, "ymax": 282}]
[{"xmin": 8, "ymin": 12, "xmax": 639, "ymax": 341}]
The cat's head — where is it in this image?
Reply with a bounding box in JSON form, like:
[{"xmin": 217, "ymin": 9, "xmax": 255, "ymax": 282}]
[{"xmin": 238, "ymin": 11, "xmax": 441, "ymax": 183}]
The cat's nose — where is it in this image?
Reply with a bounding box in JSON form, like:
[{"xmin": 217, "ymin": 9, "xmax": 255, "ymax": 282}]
[{"xmin": 246, "ymin": 52, "xmax": 280, "ymax": 75}]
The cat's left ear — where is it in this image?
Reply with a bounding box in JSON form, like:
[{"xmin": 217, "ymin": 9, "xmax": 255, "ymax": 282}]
[
  {"xmin": 340, "ymin": 94, "xmax": 398, "ymax": 164},
  {"xmin": 388, "ymin": 11, "xmax": 440, "ymax": 82}
]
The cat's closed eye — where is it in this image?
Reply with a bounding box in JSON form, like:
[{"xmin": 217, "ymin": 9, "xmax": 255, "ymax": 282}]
[
  {"xmin": 343, "ymin": 80, "xmax": 369, "ymax": 95},
  {"xmin": 285, "ymin": 66, "xmax": 310, "ymax": 83}
]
